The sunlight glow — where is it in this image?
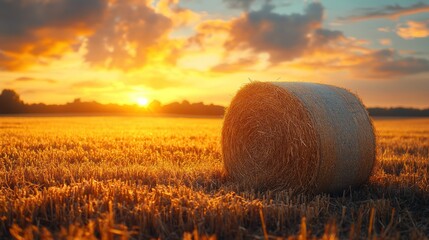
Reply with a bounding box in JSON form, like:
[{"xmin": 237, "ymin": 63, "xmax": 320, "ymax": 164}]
[{"xmin": 137, "ymin": 97, "xmax": 149, "ymax": 107}]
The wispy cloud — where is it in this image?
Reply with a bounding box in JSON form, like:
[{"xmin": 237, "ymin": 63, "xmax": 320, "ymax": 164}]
[
  {"xmin": 339, "ymin": 2, "xmax": 429, "ymax": 22},
  {"xmin": 285, "ymin": 48, "xmax": 429, "ymax": 79},
  {"xmin": 379, "ymin": 38, "xmax": 392, "ymax": 46},
  {"xmin": 126, "ymin": 76, "xmax": 185, "ymax": 90},
  {"xmin": 223, "ymin": 0, "xmax": 257, "ymax": 10},
  {"xmin": 353, "ymin": 49, "xmax": 429, "ymax": 78},
  {"xmin": 71, "ymin": 80, "xmax": 109, "ymax": 89},
  {"xmin": 211, "ymin": 58, "xmax": 258, "ymax": 72},
  {"xmin": 15, "ymin": 77, "xmax": 56, "ymax": 84}
]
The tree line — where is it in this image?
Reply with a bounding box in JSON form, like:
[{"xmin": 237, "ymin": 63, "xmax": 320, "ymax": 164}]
[
  {"xmin": 1, "ymin": 89, "xmax": 428, "ymax": 117},
  {"xmin": 0, "ymin": 89, "xmax": 224, "ymax": 116}
]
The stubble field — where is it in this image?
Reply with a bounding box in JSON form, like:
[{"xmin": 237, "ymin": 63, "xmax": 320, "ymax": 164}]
[{"xmin": 1, "ymin": 116, "xmax": 428, "ymax": 239}]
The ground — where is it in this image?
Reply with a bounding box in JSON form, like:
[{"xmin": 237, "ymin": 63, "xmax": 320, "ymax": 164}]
[{"xmin": 0, "ymin": 116, "xmax": 428, "ymax": 239}]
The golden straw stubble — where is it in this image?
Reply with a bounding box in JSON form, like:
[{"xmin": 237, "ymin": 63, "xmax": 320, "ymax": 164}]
[{"xmin": 222, "ymin": 82, "xmax": 319, "ymax": 192}]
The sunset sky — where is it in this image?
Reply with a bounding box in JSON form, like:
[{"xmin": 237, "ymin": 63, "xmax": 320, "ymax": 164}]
[{"xmin": 0, "ymin": 0, "xmax": 429, "ymax": 107}]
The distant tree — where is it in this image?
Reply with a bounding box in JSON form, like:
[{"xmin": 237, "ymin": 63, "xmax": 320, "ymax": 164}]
[
  {"xmin": 148, "ymin": 100, "xmax": 162, "ymax": 112},
  {"xmin": 368, "ymin": 107, "xmax": 429, "ymax": 117},
  {"xmin": 0, "ymin": 89, "xmax": 25, "ymax": 114}
]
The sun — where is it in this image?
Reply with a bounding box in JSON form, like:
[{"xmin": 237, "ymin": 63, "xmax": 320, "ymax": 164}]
[{"xmin": 136, "ymin": 97, "xmax": 149, "ymax": 107}]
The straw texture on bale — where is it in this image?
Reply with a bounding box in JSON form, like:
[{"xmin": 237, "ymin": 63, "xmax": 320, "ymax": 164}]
[{"xmin": 222, "ymin": 82, "xmax": 376, "ymax": 193}]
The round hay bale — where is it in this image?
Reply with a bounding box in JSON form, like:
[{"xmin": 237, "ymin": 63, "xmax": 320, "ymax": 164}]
[{"xmin": 222, "ymin": 82, "xmax": 376, "ymax": 193}]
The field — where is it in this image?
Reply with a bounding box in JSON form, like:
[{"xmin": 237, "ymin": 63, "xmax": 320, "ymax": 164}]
[{"xmin": 1, "ymin": 116, "xmax": 429, "ymax": 239}]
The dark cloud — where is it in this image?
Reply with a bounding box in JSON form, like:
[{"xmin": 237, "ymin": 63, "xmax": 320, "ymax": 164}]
[
  {"xmin": 222, "ymin": 0, "xmax": 290, "ymax": 11},
  {"xmin": 0, "ymin": 0, "xmax": 107, "ymax": 70},
  {"xmin": 0, "ymin": 0, "xmax": 105, "ymax": 36},
  {"xmin": 85, "ymin": 0, "xmax": 173, "ymax": 69},
  {"xmin": 224, "ymin": 3, "xmax": 343, "ymax": 63},
  {"xmin": 340, "ymin": 2, "xmax": 429, "ymax": 22},
  {"xmin": 311, "ymin": 29, "xmax": 344, "ymax": 45}
]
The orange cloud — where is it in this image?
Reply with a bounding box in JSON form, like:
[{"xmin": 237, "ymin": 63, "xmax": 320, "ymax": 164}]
[
  {"xmin": 15, "ymin": 77, "xmax": 56, "ymax": 84},
  {"xmin": 396, "ymin": 20, "xmax": 429, "ymax": 39},
  {"xmin": 187, "ymin": 19, "xmax": 232, "ymax": 49},
  {"xmin": 84, "ymin": 0, "xmax": 174, "ymax": 70},
  {"xmin": 0, "ymin": 0, "xmax": 194, "ymax": 71},
  {"xmin": 125, "ymin": 73, "xmax": 185, "ymax": 90},
  {"xmin": 0, "ymin": 0, "xmax": 106, "ymax": 70},
  {"xmin": 72, "ymin": 80, "xmax": 110, "ymax": 89},
  {"xmin": 2, "ymin": 0, "xmax": 429, "ymax": 82},
  {"xmin": 211, "ymin": 58, "xmax": 258, "ymax": 72},
  {"xmin": 379, "ymin": 38, "xmax": 392, "ymax": 46},
  {"xmin": 156, "ymin": 0, "xmax": 201, "ymax": 27}
]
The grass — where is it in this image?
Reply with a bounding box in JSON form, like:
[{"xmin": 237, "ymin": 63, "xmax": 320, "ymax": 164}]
[{"xmin": 1, "ymin": 116, "xmax": 429, "ymax": 239}]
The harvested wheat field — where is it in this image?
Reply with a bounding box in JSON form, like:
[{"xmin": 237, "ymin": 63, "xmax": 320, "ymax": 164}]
[{"xmin": 1, "ymin": 116, "xmax": 429, "ymax": 239}]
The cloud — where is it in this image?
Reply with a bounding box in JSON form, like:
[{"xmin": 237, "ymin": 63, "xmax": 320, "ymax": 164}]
[
  {"xmin": 71, "ymin": 80, "xmax": 110, "ymax": 89},
  {"xmin": 156, "ymin": 0, "xmax": 201, "ymax": 27},
  {"xmin": 224, "ymin": 3, "xmax": 344, "ymax": 64},
  {"xmin": 284, "ymin": 48, "xmax": 429, "ymax": 79},
  {"xmin": 0, "ymin": 0, "xmax": 192, "ymax": 70},
  {"xmin": 84, "ymin": 0, "xmax": 175, "ymax": 70},
  {"xmin": 0, "ymin": 0, "xmax": 107, "ymax": 70},
  {"xmin": 344, "ymin": 49, "xmax": 429, "ymax": 79},
  {"xmin": 15, "ymin": 77, "xmax": 56, "ymax": 84},
  {"xmin": 396, "ymin": 20, "xmax": 429, "ymax": 39},
  {"xmin": 340, "ymin": 2, "xmax": 429, "ymax": 22},
  {"xmin": 186, "ymin": 19, "xmax": 232, "ymax": 50},
  {"xmin": 364, "ymin": 49, "xmax": 429, "ymax": 77},
  {"xmin": 377, "ymin": 27, "xmax": 391, "ymax": 33},
  {"xmin": 124, "ymin": 71, "xmax": 186, "ymax": 89},
  {"xmin": 185, "ymin": 2, "xmax": 429, "ymax": 80},
  {"xmin": 379, "ymin": 38, "xmax": 392, "ymax": 46},
  {"xmin": 133, "ymin": 78, "xmax": 184, "ymax": 90},
  {"xmin": 211, "ymin": 58, "xmax": 258, "ymax": 72},
  {"xmin": 223, "ymin": 0, "xmax": 257, "ymax": 10}
]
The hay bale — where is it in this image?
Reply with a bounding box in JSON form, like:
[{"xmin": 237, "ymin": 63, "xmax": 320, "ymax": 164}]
[{"xmin": 222, "ymin": 82, "xmax": 376, "ymax": 193}]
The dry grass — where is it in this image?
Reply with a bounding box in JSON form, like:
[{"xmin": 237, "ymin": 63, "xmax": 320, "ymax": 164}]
[{"xmin": 1, "ymin": 116, "xmax": 429, "ymax": 239}]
